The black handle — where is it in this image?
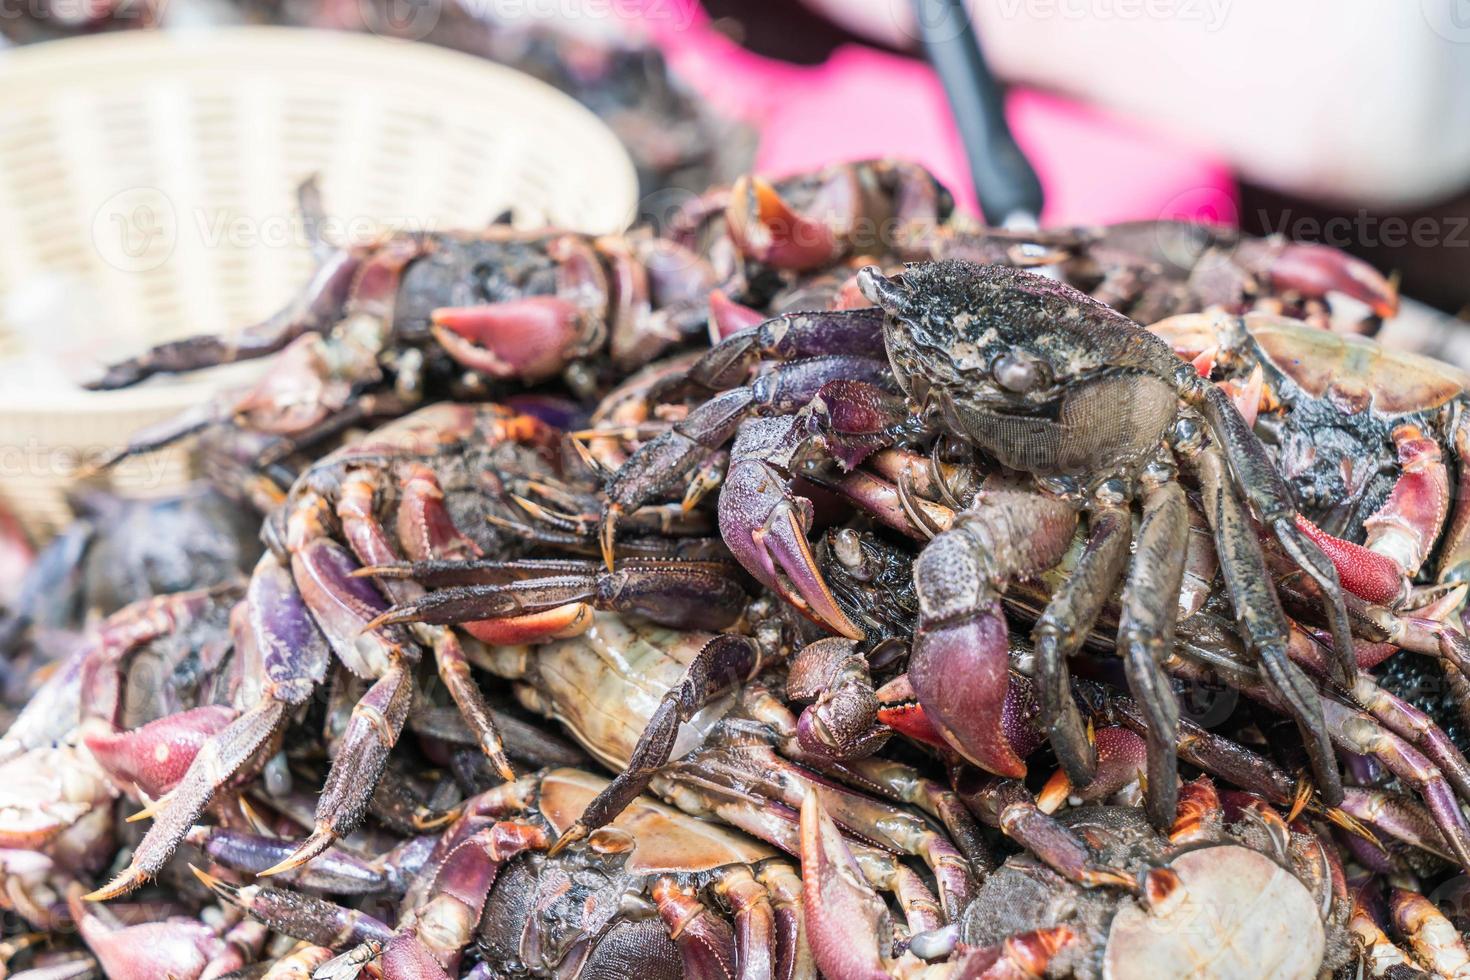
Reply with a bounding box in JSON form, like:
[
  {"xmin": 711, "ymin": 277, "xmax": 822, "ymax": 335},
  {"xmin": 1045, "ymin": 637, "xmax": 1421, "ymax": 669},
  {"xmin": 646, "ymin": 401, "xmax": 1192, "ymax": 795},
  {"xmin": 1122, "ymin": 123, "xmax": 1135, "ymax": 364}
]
[{"xmin": 911, "ymin": 0, "xmax": 1044, "ymax": 226}]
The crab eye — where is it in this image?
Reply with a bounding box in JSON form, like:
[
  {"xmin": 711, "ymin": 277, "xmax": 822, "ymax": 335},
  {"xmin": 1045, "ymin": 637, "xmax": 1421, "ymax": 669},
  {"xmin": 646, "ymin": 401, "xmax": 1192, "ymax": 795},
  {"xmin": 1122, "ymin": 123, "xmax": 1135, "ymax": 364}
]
[{"xmin": 991, "ymin": 353, "xmax": 1047, "ymax": 393}]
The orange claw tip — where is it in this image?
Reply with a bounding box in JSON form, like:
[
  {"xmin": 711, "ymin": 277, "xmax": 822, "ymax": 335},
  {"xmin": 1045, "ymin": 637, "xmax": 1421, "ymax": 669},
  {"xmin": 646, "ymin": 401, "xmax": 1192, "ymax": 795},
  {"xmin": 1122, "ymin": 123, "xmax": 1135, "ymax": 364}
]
[
  {"xmin": 360, "ymin": 608, "xmax": 412, "ymax": 633},
  {"xmin": 1036, "ymin": 771, "xmax": 1072, "ymax": 815},
  {"xmin": 82, "ymin": 866, "xmax": 148, "ymax": 902},
  {"xmin": 547, "ymin": 822, "xmax": 588, "ymax": 858},
  {"xmin": 598, "ymin": 507, "xmax": 621, "ymax": 573},
  {"xmin": 187, "ymin": 863, "xmax": 231, "ymax": 895},
  {"xmin": 257, "ymin": 829, "xmax": 335, "ymax": 878}
]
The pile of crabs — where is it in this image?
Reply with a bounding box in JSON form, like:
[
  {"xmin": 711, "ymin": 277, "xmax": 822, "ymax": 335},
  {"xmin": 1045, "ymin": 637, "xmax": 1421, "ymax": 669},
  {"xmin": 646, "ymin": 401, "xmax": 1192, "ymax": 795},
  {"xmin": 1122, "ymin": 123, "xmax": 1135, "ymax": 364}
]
[{"xmin": 6, "ymin": 158, "xmax": 1470, "ymax": 979}]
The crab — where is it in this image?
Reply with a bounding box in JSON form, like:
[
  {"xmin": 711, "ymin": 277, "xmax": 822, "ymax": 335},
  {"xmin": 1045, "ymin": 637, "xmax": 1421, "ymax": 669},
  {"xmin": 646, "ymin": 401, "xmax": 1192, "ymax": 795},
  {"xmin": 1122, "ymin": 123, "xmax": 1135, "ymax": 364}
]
[
  {"xmin": 1060, "ymin": 219, "xmax": 1399, "ymax": 330},
  {"xmin": 801, "ymin": 776, "xmax": 1349, "ymax": 979},
  {"xmin": 197, "ymin": 767, "xmax": 813, "ymax": 980},
  {"xmin": 1152, "ymin": 310, "xmax": 1470, "ymax": 609},
  {"xmin": 597, "ymin": 259, "xmax": 1360, "ymax": 831},
  {"xmin": 86, "ymin": 182, "xmax": 719, "ymax": 470}
]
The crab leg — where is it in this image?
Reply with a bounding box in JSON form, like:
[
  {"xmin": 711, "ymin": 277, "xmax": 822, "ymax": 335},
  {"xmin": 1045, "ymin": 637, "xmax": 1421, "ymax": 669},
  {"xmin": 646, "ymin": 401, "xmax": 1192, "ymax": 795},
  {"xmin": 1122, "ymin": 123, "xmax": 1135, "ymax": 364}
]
[
  {"xmin": 85, "ymin": 239, "xmax": 363, "ymax": 390},
  {"xmin": 1186, "ymin": 440, "xmax": 1343, "ymax": 805},
  {"xmin": 651, "ymin": 877, "xmax": 742, "ymax": 980},
  {"xmin": 662, "ymin": 307, "xmax": 889, "ymax": 400},
  {"xmin": 758, "ymin": 863, "xmax": 815, "ymax": 980},
  {"xmin": 604, "ymin": 353, "xmax": 892, "ymax": 574},
  {"xmin": 1030, "ymin": 498, "xmax": 1130, "ymax": 787},
  {"xmin": 1339, "ymin": 787, "xmax": 1456, "ymax": 864},
  {"xmin": 1390, "ymin": 888, "xmax": 1470, "ymax": 978},
  {"xmin": 678, "ymin": 769, "xmax": 948, "ymax": 934},
  {"xmin": 86, "ymin": 555, "xmax": 329, "ymax": 900},
  {"xmin": 380, "ymin": 821, "xmax": 550, "ymax": 978},
  {"xmin": 191, "ymin": 865, "xmax": 395, "ymax": 949},
  {"xmin": 960, "ymin": 778, "xmax": 1132, "ymax": 889},
  {"xmin": 1322, "ymin": 698, "xmax": 1470, "ymax": 872},
  {"xmin": 1183, "ymin": 374, "xmax": 1358, "ymax": 689},
  {"xmin": 712, "ymin": 866, "xmax": 778, "ymax": 980},
  {"xmin": 367, "ymin": 558, "xmax": 749, "ymax": 641},
  {"xmin": 1115, "ymin": 473, "xmax": 1189, "ymax": 828},
  {"xmin": 186, "ymin": 826, "xmax": 412, "ymax": 894},
  {"xmin": 552, "ymin": 634, "xmax": 772, "ymax": 854}
]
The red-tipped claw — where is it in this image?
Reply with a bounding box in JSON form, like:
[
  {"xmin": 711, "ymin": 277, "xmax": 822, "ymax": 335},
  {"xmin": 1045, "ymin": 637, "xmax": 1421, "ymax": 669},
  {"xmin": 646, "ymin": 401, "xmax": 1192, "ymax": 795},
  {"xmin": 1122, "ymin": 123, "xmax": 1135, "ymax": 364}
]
[
  {"xmin": 431, "ymin": 297, "xmax": 585, "ymax": 381},
  {"xmin": 799, "ymin": 791, "xmax": 893, "ymax": 980},
  {"xmin": 727, "ymin": 176, "xmax": 841, "ymax": 272},
  {"xmin": 1295, "ymin": 515, "xmax": 1406, "ymax": 607},
  {"xmin": 1258, "ymin": 240, "xmax": 1399, "ymax": 319},
  {"xmin": 718, "ymin": 458, "xmax": 863, "ymax": 639},
  {"xmin": 707, "ymin": 289, "xmax": 765, "ymax": 341},
  {"xmin": 83, "ymin": 705, "xmax": 238, "ymax": 800},
  {"xmin": 910, "ymin": 602, "xmax": 1027, "ymax": 778}
]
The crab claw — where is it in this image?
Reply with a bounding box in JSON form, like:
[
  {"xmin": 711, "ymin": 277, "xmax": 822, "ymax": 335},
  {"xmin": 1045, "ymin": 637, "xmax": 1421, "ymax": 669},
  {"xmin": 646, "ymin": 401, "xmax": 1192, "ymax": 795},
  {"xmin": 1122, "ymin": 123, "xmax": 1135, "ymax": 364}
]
[
  {"xmin": 910, "ymin": 601, "xmax": 1027, "ymax": 778},
  {"xmin": 719, "ymin": 457, "xmax": 863, "ymax": 639},
  {"xmin": 68, "ymin": 883, "xmax": 242, "ymax": 980},
  {"xmin": 1254, "ymin": 240, "xmax": 1399, "ymax": 319},
  {"xmin": 707, "ymin": 289, "xmax": 766, "ymax": 341},
  {"xmin": 800, "ymin": 791, "xmax": 893, "ymax": 980},
  {"xmin": 431, "ymin": 297, "xmax": 585, "ymax": 382},
  {"xmin": 1295, "ymin": 515, "xmax": 1407, "ymax": 607},
  {"xmin": 787, "ymin": 638, "xmax": 886, "ymax": 760},
  {"xmin": 83, "ymin": 705, "xmax": 238, "ymax": 800},
  {"xmin": 727, "ymin": 175, "xmax": 840, "ymax": 271}
]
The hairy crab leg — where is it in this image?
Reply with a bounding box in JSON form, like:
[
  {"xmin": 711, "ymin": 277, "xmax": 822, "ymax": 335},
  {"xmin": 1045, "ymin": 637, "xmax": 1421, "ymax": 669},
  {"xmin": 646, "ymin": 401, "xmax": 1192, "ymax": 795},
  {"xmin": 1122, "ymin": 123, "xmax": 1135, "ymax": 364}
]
[
  {"xmin": 1181, "ymin": 375, "xmax": 1358, "ymax": 689},
  {"xmin": 365, "ymin": 558, "xmax": 749, "ymax": 642},
  {"xmin": 958, "ymin": 776, "xmax": 1132, "ymax": 889},
  {"xmin": 1114, "ymin": 469, "xmax": 1189, "ymax": 828},
  {"xmin": 191, "ymin": 865, "xmax": 395, "ymax": 950},
  {"xmin": 1030, "ymin": 496, "xmax": 1130, "ymax": 788}
]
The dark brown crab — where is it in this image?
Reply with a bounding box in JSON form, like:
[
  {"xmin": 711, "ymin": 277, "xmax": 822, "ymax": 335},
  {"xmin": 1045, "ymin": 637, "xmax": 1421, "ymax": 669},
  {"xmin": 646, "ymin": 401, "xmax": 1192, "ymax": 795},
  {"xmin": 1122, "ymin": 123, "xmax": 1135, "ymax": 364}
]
[{"xmin": 597, "ymin": 260, "xmax": 1358, "ymax": 830}]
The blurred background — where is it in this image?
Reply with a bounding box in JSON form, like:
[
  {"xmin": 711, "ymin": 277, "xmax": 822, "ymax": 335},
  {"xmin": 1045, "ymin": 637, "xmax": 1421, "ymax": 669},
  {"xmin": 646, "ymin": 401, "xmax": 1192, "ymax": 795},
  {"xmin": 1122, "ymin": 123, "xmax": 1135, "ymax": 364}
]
[{"xmin": 5, "ymin": 0, "xmax": 1466, "ymax": 312}]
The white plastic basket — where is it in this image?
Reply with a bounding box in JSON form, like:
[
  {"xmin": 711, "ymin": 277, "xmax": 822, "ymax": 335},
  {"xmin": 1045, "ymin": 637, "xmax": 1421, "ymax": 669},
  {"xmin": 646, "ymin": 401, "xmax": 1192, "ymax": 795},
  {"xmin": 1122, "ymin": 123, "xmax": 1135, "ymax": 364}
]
[{"xmin": 0, "ymin": 26, "xmax": 638, "ymax": 538}]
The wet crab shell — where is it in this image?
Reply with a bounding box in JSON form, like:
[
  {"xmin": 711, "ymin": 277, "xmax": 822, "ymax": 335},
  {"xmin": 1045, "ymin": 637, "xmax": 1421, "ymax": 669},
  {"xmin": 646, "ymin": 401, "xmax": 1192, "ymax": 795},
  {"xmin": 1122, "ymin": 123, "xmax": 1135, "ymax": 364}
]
[
  {"xmin": 961, "ymin": 807, "xmax": 1330, "ymax": 980},
  {"xmin": 868, "ymin": 261, "xmax": 1186, "ymax": 477}
]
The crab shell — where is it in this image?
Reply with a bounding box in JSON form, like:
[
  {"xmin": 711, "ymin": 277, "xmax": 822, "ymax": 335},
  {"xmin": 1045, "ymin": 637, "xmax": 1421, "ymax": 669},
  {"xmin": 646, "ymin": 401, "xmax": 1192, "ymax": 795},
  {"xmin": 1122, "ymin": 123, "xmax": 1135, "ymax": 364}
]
[
  {"xmin": 536, "ymin": 767, "xmax": 777, "ymax": 873},
  {"xmin": 962, "ymin": 807, "xmax": 1328, "ymax": 980}
]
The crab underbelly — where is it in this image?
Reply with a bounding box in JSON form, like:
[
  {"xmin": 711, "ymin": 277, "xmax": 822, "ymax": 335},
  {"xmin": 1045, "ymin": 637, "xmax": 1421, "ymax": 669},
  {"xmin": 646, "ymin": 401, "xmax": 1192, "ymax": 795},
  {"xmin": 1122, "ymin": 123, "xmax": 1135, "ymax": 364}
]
[{"xmin": 522, "ymin": 613, "xmax": 733, "ymax": 772}]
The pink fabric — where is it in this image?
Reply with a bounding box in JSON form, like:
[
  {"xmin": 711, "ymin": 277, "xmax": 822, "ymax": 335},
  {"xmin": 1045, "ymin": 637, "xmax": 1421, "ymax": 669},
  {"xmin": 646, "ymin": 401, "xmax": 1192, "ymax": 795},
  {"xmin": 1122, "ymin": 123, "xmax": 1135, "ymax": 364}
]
[{"xmin": 632, "ymin": 0, "xmax": 1237, "ymax": 226}]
